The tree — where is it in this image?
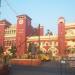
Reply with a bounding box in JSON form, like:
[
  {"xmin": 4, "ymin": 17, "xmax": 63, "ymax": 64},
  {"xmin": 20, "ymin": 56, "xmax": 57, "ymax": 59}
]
[
  {"xmin": 0, "ymin": 45, "xmax": 3, "ymax": 56},
  {"xmin": 28, "ymin": 42, "xmax": 32, "ymax": 52},
  {"xmin": 9, "ymin": 45, "xmax": 16, "ymax": 58},
  {"xmin": 46, "ymin": 29, "xmax": 53, "ymax": 35},
  {"xmin": 28, "ymin": 42, "xmax": 37, "ymax": 58}
]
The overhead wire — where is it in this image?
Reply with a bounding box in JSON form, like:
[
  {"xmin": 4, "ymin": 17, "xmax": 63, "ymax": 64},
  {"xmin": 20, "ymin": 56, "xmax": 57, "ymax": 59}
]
[
  {"xmin": 0, "ymin": 0, "xmax": 1, "ymax": 19},
  {"xmin": 4, "ymin": 0, "xmax": 17, "ymax": 15},
  {"xmin": 4, "ymin": 0, "xmax": 26, "ymax": 48}
]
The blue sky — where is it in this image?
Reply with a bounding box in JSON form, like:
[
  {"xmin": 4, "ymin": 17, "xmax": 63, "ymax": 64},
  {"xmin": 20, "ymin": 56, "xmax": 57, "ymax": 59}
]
[{"xmin": 1, "ymin": 0, "xmax": 75, "ymax": 34}]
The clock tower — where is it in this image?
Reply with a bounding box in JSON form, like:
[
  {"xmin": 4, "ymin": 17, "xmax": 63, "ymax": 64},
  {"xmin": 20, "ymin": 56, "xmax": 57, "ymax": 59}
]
[{"xmin": 16, "ymin": 15, "xmax": 31, "ymax": 56}]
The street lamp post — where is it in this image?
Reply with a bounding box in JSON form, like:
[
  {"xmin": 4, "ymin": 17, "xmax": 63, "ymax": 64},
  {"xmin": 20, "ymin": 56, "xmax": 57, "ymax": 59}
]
[{"xmin": 38, "ymin": 24, "xmax": 40, "ymax": 51}]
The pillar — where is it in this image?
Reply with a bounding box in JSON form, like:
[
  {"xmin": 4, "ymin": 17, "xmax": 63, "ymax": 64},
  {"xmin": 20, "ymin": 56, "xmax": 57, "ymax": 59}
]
[{"xmin": 58, "ymin": 17, "xmax": 66, "ymax": 58}]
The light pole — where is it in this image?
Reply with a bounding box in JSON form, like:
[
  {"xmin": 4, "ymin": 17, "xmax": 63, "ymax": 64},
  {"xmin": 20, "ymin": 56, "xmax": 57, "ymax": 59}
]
[{"xmin": 38, "ymin": 24, "xmax": 40, "ymax": 52}]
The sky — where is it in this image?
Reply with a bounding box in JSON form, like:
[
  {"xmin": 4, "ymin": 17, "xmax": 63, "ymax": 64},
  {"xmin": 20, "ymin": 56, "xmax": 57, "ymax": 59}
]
[{"xmin": 1, "ymin": 0, "xmax": 75, "ymax": 34}]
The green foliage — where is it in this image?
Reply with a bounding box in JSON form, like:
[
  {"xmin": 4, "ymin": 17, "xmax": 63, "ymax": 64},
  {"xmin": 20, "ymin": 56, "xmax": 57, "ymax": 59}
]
[
  {"xmin": 46, "ymin": 29, "xmax": 53, "ymax": 35},
  {"xmin": 0, "ymin": 46, "xmax": 3, "ymax": 55},
  {"xmin": 28, "ymin": 42, "xmax": 36, "ymax": 53},
  {"xmin": 28, "ymin": 43, "xmax": 32, "ymax": 52},
  {"xmin": 9, "ymin": 45, "xmax": 16, "ymax": 57}
]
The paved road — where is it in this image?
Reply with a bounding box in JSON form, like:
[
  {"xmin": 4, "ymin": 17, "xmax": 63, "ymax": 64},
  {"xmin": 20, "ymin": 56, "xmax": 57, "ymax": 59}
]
[{"xmin": 9, "ymin": 61, "xmax": 75, "ymax": 75}]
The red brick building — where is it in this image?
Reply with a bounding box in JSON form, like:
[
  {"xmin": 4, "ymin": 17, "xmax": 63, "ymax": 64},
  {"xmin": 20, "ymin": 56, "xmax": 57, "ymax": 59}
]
[
  {"xmin": 0, "ymin": 15, "xmax": 44, "ymax": 56},
  {"xmin": 0, "ymin": 14, "xmax": 75, "ymax": 58}
]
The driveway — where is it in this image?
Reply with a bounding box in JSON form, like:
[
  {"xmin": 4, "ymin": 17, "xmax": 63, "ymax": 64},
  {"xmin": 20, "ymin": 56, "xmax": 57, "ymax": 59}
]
[{"xmin": 9, "ymin": 61, "xmax": 75, "ymax": 75}]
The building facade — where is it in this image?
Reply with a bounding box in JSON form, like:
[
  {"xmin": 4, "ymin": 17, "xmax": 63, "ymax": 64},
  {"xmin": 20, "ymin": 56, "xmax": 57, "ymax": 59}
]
[{"xmin": 0, "ymin": 14, "xmax": 75, "ymax": 57}]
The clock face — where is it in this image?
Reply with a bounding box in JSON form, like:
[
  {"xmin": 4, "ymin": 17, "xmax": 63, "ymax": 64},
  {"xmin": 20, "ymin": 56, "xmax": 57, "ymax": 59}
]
[{"xmin": 19, "ymin": 19, "xmax": 23, "ymax": 24}]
